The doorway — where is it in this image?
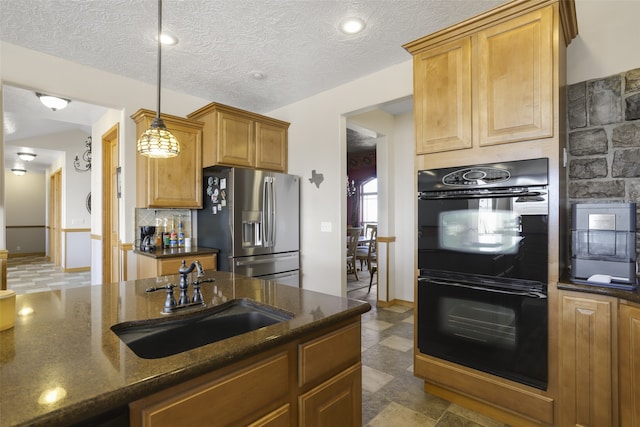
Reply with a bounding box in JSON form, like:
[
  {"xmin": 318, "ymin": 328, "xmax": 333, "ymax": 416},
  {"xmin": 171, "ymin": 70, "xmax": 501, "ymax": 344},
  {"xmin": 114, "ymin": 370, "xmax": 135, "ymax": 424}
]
[
  {"xmin": 102, "ymin": 124, "xmax": 120, "ymax": 284},
  {"xmin": 49, "ymin": 169, "xmax": 62, "ymax": 266}
]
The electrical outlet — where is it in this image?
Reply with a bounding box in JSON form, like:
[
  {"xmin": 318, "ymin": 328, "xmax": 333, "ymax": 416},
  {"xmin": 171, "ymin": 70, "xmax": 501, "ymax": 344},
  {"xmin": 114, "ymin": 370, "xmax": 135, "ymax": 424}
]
[
  {"xmin": 16, "ymin": 246, "xmax": 21, "ymax": 251},
  {"xmin": 320, "ymin": 222, "xmax": 332, "ymax": 233}
]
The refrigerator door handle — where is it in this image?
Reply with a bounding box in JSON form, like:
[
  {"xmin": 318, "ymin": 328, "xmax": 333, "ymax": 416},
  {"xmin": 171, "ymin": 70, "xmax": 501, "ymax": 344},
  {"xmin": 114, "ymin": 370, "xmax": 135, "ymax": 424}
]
[
  {"xmin": 235, "ymin": 253, "xmax": 298, "ymax": 267},
  {"xmin": 263, "ymin": 176, "xmax": 276, "ymax": 248}
]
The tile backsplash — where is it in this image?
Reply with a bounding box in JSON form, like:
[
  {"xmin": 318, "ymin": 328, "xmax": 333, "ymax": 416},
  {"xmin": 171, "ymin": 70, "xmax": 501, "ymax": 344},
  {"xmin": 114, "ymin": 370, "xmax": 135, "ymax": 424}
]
[{"xmin": 135, "ymin": 208, "xmax": 192, "ymax": 239}]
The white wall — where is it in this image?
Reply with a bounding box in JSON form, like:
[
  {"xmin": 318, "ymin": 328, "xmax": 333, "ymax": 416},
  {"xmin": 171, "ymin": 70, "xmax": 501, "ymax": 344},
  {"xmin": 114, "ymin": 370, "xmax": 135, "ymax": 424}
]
[
  {"xmin": 268, "ymin": 61, "xmax": 413, "ymax": 297},
  {"xmin": 4, "ymin": 170, "xmax": 46, "ymax": 255},
  {"xmin": 567, "ymin": 0, "xmax": 640, "ymax": 84}
]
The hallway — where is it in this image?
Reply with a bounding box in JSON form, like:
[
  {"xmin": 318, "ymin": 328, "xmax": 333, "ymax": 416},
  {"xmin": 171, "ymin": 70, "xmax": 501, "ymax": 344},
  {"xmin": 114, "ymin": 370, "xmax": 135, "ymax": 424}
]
[{"xmin": 6, "ymin": 256, "xmax": 91, "ymax": 294}]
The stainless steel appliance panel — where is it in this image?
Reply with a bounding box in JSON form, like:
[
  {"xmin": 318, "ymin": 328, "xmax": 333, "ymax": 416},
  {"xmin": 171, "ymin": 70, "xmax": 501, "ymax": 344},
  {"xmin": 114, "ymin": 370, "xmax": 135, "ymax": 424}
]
[{"xmin": 198, "ymin": 166, "xmax": 300, "ymax": 285}]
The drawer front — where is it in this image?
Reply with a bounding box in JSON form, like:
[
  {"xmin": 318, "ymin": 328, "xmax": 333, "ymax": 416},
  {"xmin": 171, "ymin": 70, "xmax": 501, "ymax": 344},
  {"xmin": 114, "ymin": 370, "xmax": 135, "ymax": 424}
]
[
  {"xmin": 133, "ymin": 352, "xmax": 289, "ymax": 427},
  {"xmin": 157, "ymin": 254, "xmax": 217, "ymax": 276},
  {"xmin": 298, "ymin": 321, "xmax": 361, "ymax": 388}
]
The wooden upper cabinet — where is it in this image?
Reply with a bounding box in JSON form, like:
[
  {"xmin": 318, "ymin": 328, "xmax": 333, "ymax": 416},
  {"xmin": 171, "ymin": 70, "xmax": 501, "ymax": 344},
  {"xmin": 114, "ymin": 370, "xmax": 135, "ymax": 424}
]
[
  {"xmin": 476, "ymin": 6, "xmax": 553, "ymax": 146},
  {"xmin": 188, "ymin": 102, "xmax": 289, "ymax": 172},
  {"xmin": 413, "ymin": 37, "xmax": 471, "ymax": 154},
  {"xmin": 619, "ymin": 302, "xmax": 640, "ymax": 427},
  {"xmin": 404, "ymin": 2, "xmax": 572, "ymax": 155},
  {"xmin": 132, "ymin": 109, "xmax": 204, "ymax": 208}
]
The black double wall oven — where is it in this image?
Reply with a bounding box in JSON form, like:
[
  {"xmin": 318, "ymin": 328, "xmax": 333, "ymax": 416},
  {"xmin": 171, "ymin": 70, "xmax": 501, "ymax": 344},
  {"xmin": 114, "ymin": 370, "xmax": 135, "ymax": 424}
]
[{"xmin": 417, "ymin": 158, "xmax": 549, "ymax": 390}]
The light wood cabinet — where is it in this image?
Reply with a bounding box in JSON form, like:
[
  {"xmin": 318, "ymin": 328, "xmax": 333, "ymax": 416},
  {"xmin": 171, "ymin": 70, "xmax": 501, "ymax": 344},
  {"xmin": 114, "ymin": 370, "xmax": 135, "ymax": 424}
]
[
  {"xmin": 136, "ymin": 253, "xmax": 217, "ymax": 279},
  {"xmin": 298, "ymin": 363, "xmax": 361, "ymax": 427},
  {"xmin": 619, "ymin": 302, "xmax": 640, "ymax": 427},
  {"xmin": 558, "ymin": 290, "xmax": 617, "ymax": 427},
  {"xmin": 130, "ymin": 318, "xmax": 363, "ymax": 426},
  {"xmin": 406, "ymin": 4, "xmax": 558, "ymax": 155},
  {"xmin": 132, "ymin": 109, "xmax": 204, "ymax": 208},
  {"xmin": 187, "ymin": 102, "xmax": 289, "ymax": 172},
  {"xmin": 412, "ymin": 37, "xmax": 472, "ymax": 153},
  {"xmin": 130, "ymin": 351, "xmax": 291, "ymax": 427}
]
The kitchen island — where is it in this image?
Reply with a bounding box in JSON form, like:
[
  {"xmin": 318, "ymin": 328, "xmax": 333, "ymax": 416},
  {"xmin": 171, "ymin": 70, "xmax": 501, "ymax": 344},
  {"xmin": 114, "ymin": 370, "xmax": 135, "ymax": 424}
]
[{"xmin": 0, "ymin": 271, "xmax": 370, "ymax": 426}]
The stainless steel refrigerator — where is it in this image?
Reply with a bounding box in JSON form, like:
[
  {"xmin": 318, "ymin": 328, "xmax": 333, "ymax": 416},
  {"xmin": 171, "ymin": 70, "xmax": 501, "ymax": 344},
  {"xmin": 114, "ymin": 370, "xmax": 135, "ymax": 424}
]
[{"xmin": 197, "ymin": 166, "xmax": 300, "ymax": 287}]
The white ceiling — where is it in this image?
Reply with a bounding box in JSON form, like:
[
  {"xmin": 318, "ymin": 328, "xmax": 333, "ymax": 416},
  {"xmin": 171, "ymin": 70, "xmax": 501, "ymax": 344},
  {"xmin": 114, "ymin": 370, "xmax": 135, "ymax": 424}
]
[{"xmin": 1, "ymin": 0, "xmax": 508, "ymax": 169}]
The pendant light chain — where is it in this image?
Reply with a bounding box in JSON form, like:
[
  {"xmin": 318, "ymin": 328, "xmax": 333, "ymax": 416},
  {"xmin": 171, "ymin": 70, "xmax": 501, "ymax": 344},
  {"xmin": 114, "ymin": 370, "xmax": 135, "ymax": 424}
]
[{"xmin": 136, "ymin": 0, "xmax": 181, "ymax": 158}]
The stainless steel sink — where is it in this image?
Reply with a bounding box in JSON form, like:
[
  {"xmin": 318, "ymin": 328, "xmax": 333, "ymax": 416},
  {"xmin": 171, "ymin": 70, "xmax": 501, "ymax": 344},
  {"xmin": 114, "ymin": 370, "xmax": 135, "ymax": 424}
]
[{"xmin": 110, "ymin": 299, "xmax": 293, "ymax": 359}]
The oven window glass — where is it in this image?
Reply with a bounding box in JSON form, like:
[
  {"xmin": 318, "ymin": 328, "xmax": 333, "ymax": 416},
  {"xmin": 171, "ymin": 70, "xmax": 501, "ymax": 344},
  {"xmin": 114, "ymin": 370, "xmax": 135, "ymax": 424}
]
[
  {"xmin": 440, "ymin": 210, "xmax": 520, "ymax": 254},
  {"xmin": 439, "ymin": 297, "xmax": 517, "ymax": 350}
]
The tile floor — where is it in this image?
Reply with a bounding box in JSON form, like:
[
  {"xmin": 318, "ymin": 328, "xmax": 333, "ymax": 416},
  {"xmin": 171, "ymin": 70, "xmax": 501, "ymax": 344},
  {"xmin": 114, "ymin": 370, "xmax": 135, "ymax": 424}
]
[
  {"xmin": 7, "ymin": 256, "xmax": 91, "ymax": 294},
  {"xmin": 7, "ymin": 257, "xmax": 508, "ymax": 426},
  {"xmin": 348, "ymin": 270, "xmax": 509, "ymax": 427}
]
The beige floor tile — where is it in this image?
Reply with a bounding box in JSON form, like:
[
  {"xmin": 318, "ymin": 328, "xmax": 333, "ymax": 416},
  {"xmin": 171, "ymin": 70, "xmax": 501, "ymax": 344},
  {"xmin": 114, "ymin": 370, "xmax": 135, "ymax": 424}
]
[
  {"xmin": 362, "ymin": 319, "xmax": 393, "ymax": 332},
  {"xmin": 362, "ymin": 365, "xmax": 394, "ymax": 393},
  {"xmin": 367, "ymin": 402, "xmax": 436, "ymax": 427},
  {"xmin": 380, "ymin": 335, "xmax": 413, "ymax": 352},
  {"xmin": 382, "ymin": 305, "xmax": 412, "ymax": 313}
]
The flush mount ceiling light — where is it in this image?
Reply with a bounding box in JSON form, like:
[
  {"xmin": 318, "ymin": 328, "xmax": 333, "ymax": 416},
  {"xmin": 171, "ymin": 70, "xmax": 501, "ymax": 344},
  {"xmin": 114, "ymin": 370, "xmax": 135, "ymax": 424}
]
[
  {"xmin": 17, "ymin": 152, "xmax": 37, "ymax": 162},
  {"xmin": 35, "ymin": 92, "xmax": 71, "ymax": 111},
  {"xmin": 137, "ymin": 0, "xmax": 180, "ymax": 158},
  {"xmin": 339, "ymin": 17, "xmax": 366, "ymax": 35},
  {"xmin": 11, "ymin": 168, "xmax": 27, "ymax": 176}
]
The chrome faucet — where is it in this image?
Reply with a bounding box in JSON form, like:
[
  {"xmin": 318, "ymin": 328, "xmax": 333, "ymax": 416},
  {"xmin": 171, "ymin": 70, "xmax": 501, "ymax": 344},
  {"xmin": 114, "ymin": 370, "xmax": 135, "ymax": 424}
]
[{"xmin": 146, "ymin": 259, "xmax": 214, "ymax": 314}]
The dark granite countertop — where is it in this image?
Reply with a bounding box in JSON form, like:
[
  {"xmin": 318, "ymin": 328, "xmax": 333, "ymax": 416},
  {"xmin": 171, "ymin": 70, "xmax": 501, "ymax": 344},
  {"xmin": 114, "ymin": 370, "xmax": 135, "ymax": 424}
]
[
  {"xmin": 133, "ymin": 246, "xmax": 218, "ymax": 259},
  {"xmin": 0, "ymin": 272, "xmax": 370, "ymax": 426},
  {"xmin": 558, "ymin": 278, "xmax": 640, "ymax": 304}
]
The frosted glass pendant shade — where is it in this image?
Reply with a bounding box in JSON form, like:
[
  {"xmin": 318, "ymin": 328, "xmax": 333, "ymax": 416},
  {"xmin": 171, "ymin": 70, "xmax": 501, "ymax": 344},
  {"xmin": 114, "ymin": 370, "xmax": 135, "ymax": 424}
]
[{"xmin": 136, "ymin": 117, "xmax": 180, "ymax": 158}]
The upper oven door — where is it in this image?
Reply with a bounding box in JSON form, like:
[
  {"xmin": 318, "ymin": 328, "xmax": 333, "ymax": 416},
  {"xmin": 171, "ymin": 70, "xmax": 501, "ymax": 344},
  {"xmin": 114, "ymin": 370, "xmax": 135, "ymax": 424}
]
[{"xmin": 417, "ymin": 192, "xmax": 548, "ymax": 283}]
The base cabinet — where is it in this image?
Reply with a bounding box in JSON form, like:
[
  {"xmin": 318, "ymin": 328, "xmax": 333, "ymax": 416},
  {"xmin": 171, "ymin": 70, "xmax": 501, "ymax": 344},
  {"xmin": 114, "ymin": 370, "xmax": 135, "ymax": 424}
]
[
  {"xmin": 136, "ymin": 253, "xmax": 217, "ymax": 279},
  {"xmin": 298, "ymin": 363, "xmax": 361, "ymax": 427},
  {"xmin": 558, "ymin": 290, "xmax": 617, "ymax": 427},
  {"xmin": 130, "ymin": 319, "xmax": 362, "ymax": 426},
  {"xmin": 619, "ymin": 302, "xmax": 640, "ymax": 427}
]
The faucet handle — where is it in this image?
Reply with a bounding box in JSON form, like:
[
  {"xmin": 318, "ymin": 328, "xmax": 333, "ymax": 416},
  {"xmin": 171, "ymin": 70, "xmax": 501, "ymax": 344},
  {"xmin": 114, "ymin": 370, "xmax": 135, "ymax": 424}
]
[
  {"xmin": 192, "ymin": 278, "xmax": 215, "ymax": 304},
  {"xmin": 145, "ymin": 284, "xmax": 177, "ymax": 313}
]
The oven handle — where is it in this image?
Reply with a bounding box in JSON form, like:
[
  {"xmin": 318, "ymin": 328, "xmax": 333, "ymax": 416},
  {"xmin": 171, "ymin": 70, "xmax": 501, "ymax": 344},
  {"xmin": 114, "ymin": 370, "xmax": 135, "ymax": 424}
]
[
  {"xmin": 418, "ymin": 190, "xmax": 546, "ymax": 200},
  {"xmin": 419, "ymin": 277, "xmax": 547, "ymax": 299}
]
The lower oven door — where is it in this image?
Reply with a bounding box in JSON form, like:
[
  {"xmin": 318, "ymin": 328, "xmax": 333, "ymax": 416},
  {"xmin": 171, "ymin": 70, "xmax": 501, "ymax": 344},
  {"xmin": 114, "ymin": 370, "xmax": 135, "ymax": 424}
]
[{"xmin": 417, "ymin": 274, "xmax": 548, "ymax": 390}]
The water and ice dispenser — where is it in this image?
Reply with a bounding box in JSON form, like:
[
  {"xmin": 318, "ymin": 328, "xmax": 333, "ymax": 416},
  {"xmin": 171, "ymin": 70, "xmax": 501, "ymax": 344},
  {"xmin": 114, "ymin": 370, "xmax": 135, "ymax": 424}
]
[{"xmin": 571, "ymin": 202, "xmax": 637, "ymax": 290}]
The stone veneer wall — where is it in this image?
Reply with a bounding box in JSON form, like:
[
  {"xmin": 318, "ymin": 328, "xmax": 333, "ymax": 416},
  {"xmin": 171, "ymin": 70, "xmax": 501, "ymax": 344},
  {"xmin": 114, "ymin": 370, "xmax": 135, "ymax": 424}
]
[{"xmin": 567, "ymin": 67, "xmax": 640, "ymax": 271}]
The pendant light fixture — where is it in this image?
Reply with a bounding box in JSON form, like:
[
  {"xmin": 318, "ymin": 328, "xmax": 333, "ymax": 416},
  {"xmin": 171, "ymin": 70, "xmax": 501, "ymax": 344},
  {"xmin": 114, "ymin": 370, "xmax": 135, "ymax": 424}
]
[{"xmin": 136, "ymin": 0, "xmax": 180, "ymax": 158}]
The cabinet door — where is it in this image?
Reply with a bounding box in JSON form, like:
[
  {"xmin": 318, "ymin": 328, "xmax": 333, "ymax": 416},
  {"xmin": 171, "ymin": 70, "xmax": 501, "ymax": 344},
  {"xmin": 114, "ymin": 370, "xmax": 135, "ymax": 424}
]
[
  {"xmin": 413, "ymin": 37, "xmax": 471, "ymax": 154},
  {"xmin": 133, "ymin": 110, "xmax": 203, "ymax": 208},
  {"xmin": 559, "ymin": 292, "xmax": 616, "ymax": 427},
  {"xmin": 130, "ymin": 352, "xmax": 290, "ymax": 427},
  {"xmin": 256, "ymin": 121, "xmax": 288, "ymax": 172},
  {"xmin": 619, "ymin": 303, "xmax": 640, "ymax": 427},
  {"xmin": 299, "ymin": 363, "xmax": 361, "ymax": 427},
  {"xmin": 218, "ymin": 111, "xmax": 254, "ymax": 168},
  {"xmin": 476, "ymin": 6, "xmax": 553, "ymax": 146}
]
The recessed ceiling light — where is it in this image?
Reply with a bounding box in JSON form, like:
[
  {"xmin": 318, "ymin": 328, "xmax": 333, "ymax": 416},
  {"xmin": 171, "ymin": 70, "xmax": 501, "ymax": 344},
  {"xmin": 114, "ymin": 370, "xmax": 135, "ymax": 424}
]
[
  {"xmin": 339, "ymin": 17, "xmax": 366, "ymax": 35},
  {"xmin": 158, "ymin": 32, "xmax": 178, "ymax": 45}
]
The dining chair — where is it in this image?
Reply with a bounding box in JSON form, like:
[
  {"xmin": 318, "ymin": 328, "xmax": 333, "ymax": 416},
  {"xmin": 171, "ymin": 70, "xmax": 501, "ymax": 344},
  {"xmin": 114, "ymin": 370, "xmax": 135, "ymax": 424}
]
[
  {"xmin": 346, "ymin": 227, "xmax": 362, "ymax": 280},
  {"xmin": 368, "ymin": 244, "xmax": 377, "ymax": 293},
  {"xmin": 356, "ymin": 225, "xmax": 377, "ymax": 272}
]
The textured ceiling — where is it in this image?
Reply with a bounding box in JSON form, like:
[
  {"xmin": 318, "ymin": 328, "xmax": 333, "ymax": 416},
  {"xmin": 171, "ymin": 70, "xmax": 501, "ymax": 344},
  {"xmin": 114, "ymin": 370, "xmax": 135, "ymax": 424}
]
[
  {"xmin": 1, "ymin": 0, "xmax": 508, "ymax": 168},
  {"xmin": 0, "ymin": 0, "xmax": 506, "ymax": 113}
]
